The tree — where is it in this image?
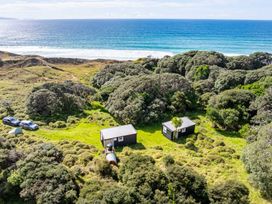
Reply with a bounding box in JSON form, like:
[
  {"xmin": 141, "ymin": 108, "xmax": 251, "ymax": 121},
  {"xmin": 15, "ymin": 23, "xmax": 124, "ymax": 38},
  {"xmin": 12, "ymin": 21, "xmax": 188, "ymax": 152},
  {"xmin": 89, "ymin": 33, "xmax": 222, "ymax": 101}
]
[
  {"xmin": 26, "ymin": 89, "xmax": 61, "ymax": 117},
  {"xmin": 250, "ymin": 87, "xmax": 272, "ymax": 125},
  {"xmin": 26, "ymin": 81, "xmax": 94, "ymax": 120},
  {"xmin": 242, "ymin": 123, "xmax": 272, "ymax": 200},
  {"xmin": 105, "ymin": 73, "xmax": 195, "ymax": 125},
  {"xmin": 92, "ymin": 62, "xmax": 152, "ymax": 88},
  {"xmin": 207, "ymin": 89, "xmax": 255, "ymax": 130},
  {"xmin": 214, "ymin": 70, "xmax": 246, "ymax": 92},
  {"xmin": 171, "ymin": 117, "xmax": 182, "ymax": 140},
  {"xmin": 1, "ymin": 100, "xmax": 14, "ymax": 116},
  {"xmin": 119, "ymin": 154, "xmax": 168, "ymax": 203},
  {"xmin": 166, "ymin": 164, "xmax": 210, "ymax": 204}
]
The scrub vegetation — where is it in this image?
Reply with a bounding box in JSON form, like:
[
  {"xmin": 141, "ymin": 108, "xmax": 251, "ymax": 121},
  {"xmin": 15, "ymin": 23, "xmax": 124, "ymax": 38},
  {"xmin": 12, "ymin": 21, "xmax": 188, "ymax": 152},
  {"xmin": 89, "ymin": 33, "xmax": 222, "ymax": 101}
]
[{"xmin": 0, "ymin": 51, "xmax": 271, "ymax": 204}]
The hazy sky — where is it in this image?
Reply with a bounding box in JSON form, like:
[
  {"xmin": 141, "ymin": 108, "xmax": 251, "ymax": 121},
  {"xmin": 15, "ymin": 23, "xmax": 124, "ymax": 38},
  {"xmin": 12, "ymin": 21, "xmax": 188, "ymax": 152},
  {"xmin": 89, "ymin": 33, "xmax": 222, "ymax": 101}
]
[{"xmin": 0, "ymin": 0, "xmax": 271, "ymax": 20}]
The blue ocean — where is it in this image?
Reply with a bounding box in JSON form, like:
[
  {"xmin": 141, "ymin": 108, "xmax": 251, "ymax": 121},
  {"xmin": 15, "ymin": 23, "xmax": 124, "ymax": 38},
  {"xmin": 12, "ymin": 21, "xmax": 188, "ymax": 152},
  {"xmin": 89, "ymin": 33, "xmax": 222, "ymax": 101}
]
[{"xmin": 0, "ymin": 19, "xmax": 272, "ymax": 60}]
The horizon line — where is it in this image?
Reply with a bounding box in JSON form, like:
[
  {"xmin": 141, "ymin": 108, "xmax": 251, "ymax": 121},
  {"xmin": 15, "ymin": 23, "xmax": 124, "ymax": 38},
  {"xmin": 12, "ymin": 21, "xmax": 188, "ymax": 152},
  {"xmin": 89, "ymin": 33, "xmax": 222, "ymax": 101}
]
[{"xmin": 1, "ymin": 17, "xmax": 272, "ymax": 21}]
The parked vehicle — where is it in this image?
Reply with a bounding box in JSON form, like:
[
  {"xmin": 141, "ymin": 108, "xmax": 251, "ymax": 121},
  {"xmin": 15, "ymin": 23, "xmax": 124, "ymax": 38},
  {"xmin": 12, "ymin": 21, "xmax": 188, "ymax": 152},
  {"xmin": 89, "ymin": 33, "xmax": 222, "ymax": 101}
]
[
  {"xmin": 19, "ymin": 120, "xmax": 39, "ymax": 130},
  {"xmin": 2, "ymin": 116, "xmax": 20, "ymax": 127}
]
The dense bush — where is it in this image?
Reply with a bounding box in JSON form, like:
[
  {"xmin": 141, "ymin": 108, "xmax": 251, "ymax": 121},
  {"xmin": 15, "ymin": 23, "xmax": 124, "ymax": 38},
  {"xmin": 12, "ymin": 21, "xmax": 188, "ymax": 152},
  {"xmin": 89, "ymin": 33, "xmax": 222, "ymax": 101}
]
[
  {"xmin": 162, "ymin": 155, "xmax": 175, "ymax": 166},
  {"xmin": 207, "ymin": 89, "xmax": 255, "ymax": 130},
  {"xmin": 119, "ymin": 154, "xmax": 168, "ymax": 203},
  {"xmin": 157, "ymin": 51, "xmax": 197, "ymax": 75},
  {"xmin": 106, "ymin": 73, "xmax": 195, "ymax": 124},
  {"xmin": 26, "ymin": 81, "xmax": 95, "ymax": 120},
  {"xmin": 250, "ymin": 87, "xmax": 272, "ymax": 125},
  {"xmin": 0, "ymin": 137, "xmax": 22, "ymax": 201},
  {"xmin": 157, "ymin": 51, "xmax": 226, "ymax": 76},
  {"xmin": 185, "ymin": 51, "xmax": 227, "ymax": 71},
  {"xmin": 242, "ymin": 123, "xmax": 272, "ymax": 199},
  {"xmin": 118, "ymin": 154, "xmax": 210, "ymax": 204},
  {"xmin": 244, "ymin": 65, "xmax": 272, "ymax": 84},
  {"xmin": 214, "ymin": 70, "xmax": 246, "ymax": 92},
  {"xmin": 166, "ymin": 164, "xmax": 210, "ymax": 203},
  {"xmin": 11, "ymin": 143, "xmax": 79, "ymax": 204},
  {"xmin": 249, "ymin": 52, "xmax": 272, "ymax": 68},
  {"xmin": 209, "ymin": 180, "xmax": 249, "ymax": 204},
  {"xmin": 136, "ymin": 57, "xmax": 159, "ymax": 70},
  {"xmin": 192, "ymin": 65, "xmax": 210, "ymax": 81},
  {"xmin": 78, "ymin": 180, "xmax": 134, "ymax": 204},
  {"xmin": 226, "ymin": 52, "xmax": 272, "ymax": 70},
  {"xmin": 92, "ymin": 62, "xmax": 151, "ymax": 88}
]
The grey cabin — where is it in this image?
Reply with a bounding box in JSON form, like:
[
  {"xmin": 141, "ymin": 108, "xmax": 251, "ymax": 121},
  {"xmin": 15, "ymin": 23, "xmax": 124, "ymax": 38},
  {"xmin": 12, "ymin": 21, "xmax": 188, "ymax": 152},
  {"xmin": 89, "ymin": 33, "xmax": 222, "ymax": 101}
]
[
  {"xmin": 162, "ymin": 117, "xmax": 196, "ymax": 140},
  {"xmin": 100, "ymin": 124, "xmax": 137, "ymax": 147}
]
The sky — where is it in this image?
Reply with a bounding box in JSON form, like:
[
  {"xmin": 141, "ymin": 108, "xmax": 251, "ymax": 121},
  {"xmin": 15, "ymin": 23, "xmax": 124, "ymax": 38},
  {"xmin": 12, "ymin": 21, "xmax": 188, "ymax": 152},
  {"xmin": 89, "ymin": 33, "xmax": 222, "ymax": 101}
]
[{"xmin": 0, "ymin": 0, "xmax": 271, "ymax": 20}]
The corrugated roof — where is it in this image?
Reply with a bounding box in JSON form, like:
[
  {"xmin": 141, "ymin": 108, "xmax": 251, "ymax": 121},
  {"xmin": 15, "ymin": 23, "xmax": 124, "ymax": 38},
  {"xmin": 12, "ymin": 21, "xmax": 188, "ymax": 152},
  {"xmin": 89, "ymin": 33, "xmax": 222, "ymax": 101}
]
[
  {"xmin": 162, "ymin": 117, "xmax": 196, "ymax": 132},
  {"xmin": 101, "ymin": 124, "xmax": 137, "ymax": 140}
]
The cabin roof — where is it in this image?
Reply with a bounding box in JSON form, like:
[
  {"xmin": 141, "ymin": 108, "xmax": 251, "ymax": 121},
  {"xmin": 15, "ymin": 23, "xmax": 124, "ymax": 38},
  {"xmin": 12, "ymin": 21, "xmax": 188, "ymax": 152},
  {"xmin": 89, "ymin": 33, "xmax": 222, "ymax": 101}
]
[
  {"xmin": 101, "ymin": 124, "xmax": 137, "ymax": 140},
  {"xmin": 162, "ymin": 117, "xmax": 196, "ymax": 132}
]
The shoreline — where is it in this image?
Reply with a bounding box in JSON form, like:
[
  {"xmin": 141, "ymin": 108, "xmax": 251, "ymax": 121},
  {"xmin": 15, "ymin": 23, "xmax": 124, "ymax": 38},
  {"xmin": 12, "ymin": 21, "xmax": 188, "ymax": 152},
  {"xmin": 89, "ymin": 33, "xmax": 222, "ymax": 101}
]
[{"xmin": 0, "ymin": 46, "xmax": 246, "ymax": 61}]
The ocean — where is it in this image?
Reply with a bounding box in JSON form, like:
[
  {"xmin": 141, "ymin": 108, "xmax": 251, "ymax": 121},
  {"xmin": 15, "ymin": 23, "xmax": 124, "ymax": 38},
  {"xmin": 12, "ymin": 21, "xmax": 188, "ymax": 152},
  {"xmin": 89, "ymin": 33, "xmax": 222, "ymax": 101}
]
[{"xmin": 0, "ymin": 19, "xmax": 272, "ymax": 60}]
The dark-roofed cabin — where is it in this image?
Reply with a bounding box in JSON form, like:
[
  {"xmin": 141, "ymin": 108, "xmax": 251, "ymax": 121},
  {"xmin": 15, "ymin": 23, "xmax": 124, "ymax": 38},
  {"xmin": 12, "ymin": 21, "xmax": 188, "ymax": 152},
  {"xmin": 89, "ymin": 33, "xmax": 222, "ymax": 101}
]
[
  {"xmin": 162, "ymin": 117, "xmax": 196, "ymax": 140},
  {"xmin": 100, "ymin": 124, "xmax": 137, "ymax": 147}
]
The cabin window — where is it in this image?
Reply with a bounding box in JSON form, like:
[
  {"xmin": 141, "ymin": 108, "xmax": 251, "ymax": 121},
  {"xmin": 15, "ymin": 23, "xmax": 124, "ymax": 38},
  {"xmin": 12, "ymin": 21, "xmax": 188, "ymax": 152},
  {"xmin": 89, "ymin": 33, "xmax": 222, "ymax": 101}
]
[
  {"xmin": 118, "ymin": 136, "xmax": 124, "ymax": 142},
  {"xmin": 181, "ymin": 128, "xmax": 186, "ymax": 133},
  {"xmin": 163, "ymin": 126, "xmax": 167, "ymax": 134}
]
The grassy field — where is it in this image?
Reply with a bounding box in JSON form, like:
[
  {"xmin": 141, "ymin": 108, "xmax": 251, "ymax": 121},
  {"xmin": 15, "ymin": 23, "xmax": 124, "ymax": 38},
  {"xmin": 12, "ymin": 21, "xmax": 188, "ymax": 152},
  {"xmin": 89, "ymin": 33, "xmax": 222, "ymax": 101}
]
[
  {"xmin": 0, "ymin": 58, "xmax": 270, "ymax": 204},
  {"xmin": 33, "ymin": 106, "xmax": 267, "ymax": 204}
]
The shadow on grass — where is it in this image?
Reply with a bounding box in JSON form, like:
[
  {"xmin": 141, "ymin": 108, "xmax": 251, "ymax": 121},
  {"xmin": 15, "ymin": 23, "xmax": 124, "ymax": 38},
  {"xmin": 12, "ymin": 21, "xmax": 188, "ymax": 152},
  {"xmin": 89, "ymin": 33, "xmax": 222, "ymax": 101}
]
[
  {"xmin": 136, "ymin": 122, "xmax": 162, "ymax": 134},
  {"xmin": 115, "ymin": 142, "xmax": 146, "ymax": 152},
  {"xmin": 32, "ymin": 110, "xmax": 89, "ymax": 124},
  {"xmin": 215, "ymin": 129, "xmax": 242, "ymax": 138},
  {"xmin": 175, "ymin": 136, "xmax": 188, "ymax": 144}
]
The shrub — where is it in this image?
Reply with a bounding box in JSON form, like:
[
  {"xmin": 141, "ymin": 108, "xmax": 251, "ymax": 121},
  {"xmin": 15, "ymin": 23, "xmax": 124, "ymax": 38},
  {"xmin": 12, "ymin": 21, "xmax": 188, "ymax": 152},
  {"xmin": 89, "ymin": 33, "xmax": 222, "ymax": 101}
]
[
  {"xmin": 209, "ymin": 180, "xmax": 250, "ymax": 204},
  {"xmin": 67, "ymin": 116, "xmax": 79, "ymax": 125},
  {"xmin": 250, "ymin": 87, "xmax": 272, "ymax": 125},
  {"xmin": 242, "ymin": 123, "xmax": 272, "ymax": 199},
  {"xmin": 193, "ymin": 80, "xmax": 215, "ymax": 95},
  {"xmin": 192, "ymin": 65, "xmax": 210, "ymax": 81},
  {"xmin": 49, "ymin": 120, "xmax": 67, "ymax": 128},
  {"xmin": 78, "ymin": 180, "xmax": 134, "ymax": 204},
  {"xmin": 157, "ymin": 51, "xmax": 197, "ymax": 75},
  {"xmin": 136, "ymin": 57, "xmax": 159, "ymax": 70},
  {"xmin": 214, "ymin": 70, "xmax": 246, "ymax": 92},
  {"xmin": 226, "ymin": 55, "xmax": 254, "ymax": 70},
  {"xmin": 13, "ymin": 143, "xmax": 78, "ymax": 204},
  {"xmin": 93, "ymin": 159, "xmax": 115, "ymax": 178},
  {"xmin": 92, "ymin": 62, "xmax": 151, "ymax": 88},
  {"xmin": 119, "ymin": 154, "xmax": 168, "ymax": 202},
  {"xmin": 185, "ymin": 141, "xmax": 198, "ymax": 151},
  {"xmin": 26, "ymin": 81, "xmax": 94, "ymax": 120},
  {"xmin": 244, "ymin": 65, "xmax": 272, "ymax": 84},
  {"xmin": 26, "ymin": 89, "xmax": 61, "ymax": 117},
  {"xmin": 163, "ymin": 155, "xmax": 175, "ymax": 166},
  {"xmin": 185, "ymin": 51, "xmax": 227, "ymax": 71},
  {"xmin": 106, "ymin": 73, "xmax": 195, "ymax": 125},
  {"xmin": 166, "ymin": 164, "xmax": 210, "ymax": 203},
  {"xmin": 225, "ymin": 52, "xmax": 271, "ymax": 70},
  {"xmin": 207, "ymin": 89, "xmax": 255, "ymax": 130}
]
